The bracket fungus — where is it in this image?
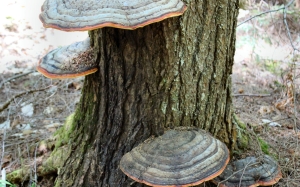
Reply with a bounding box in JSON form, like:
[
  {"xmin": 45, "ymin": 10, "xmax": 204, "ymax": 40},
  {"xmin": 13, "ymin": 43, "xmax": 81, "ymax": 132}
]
[
  {"xmin": 39, "ymin": 0, "xmax": 187, "ymax": 31},
  {"xmin": 38, "ymin": 0, "xmax": 187, "ymax": 78},
  {"xmin": 37, "ymin": 38, "xmax": 98, "ymax": 79},
  {"xmin": 212, "ymin": 155, "xmax": 282, "ymax": 187},
  {"xmin": 120, "ymin": 129, "xmax": 230, "ymax": 187}
]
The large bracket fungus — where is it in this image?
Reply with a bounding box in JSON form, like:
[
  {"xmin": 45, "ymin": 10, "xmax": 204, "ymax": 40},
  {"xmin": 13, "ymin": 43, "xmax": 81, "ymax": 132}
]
[
  {"xmin": 212, "ymin": 155, "xmax": 282, "ymax": 187},
  {"xmin": 120, "ymin": 129, "xmax": 230, "ymax": 187},
  {"xmin": 37, "ymin": 38, "xmax": 98, "ymax": 79},
  {"xmin": 38, "ymin": 0, "xmax": 187, "ymax": 78},
  {"xmin": 39, "ymin": 0, "xmax": 187, "ymax": 31}
]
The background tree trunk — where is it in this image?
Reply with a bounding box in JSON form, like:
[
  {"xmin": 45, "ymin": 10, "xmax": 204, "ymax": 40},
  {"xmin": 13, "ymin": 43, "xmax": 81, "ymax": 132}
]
[{"xmin": 55, "ymin": 0, "xmax": 239, "ymax": 186}]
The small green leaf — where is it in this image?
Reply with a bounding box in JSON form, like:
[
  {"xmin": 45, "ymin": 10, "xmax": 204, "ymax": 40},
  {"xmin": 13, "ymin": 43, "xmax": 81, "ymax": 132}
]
[{"xmin": 0, "ymin": 179, "xmax": 16, "ymax": 187}]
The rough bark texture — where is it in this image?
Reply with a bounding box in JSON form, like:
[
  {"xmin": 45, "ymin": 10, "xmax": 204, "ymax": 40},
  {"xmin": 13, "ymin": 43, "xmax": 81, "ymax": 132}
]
[{"xmin": 55, "ymin": 0, "xmax": 239, "ymax": 186}]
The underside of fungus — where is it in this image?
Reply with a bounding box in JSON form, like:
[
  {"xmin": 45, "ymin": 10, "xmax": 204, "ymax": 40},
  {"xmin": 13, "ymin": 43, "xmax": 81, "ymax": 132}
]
[
  {"xmin": 120, "ymin": 128, "xmax": 230, "ymax": 187},
  {"xmin": 39, "ymin": 0, "xmax": 187, "ymax": 31},
  {"xmin": 212, "ymin": 155, "xmax": 282, "ymax": 187},
  {"xmin": 37, "ymin": 38, "xmax": 98, "ymax": 79}
]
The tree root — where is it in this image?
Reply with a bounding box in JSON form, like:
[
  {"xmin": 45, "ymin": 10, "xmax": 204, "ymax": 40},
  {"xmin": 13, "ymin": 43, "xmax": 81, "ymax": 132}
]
[
  {"xmin": 0, "ymin": 86, "xmax": 51, "ymax": 113},
  {"xmin": 6, "ymin": 146, "xmax": 69, "ymax": 184},
  {"xmin": 6, "ymin": 113, "xmax": 75, "ymax": 185}
]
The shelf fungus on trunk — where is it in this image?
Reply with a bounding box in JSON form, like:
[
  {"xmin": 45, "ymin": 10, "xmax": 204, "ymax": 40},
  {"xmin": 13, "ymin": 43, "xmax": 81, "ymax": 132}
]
[
  {"xmin": 37, "ymin": 38, "xmax": 98, "ymax": 79},
  {"xmin": 120, "ymin": 128, "xmax": 230, "ymax": 187},
  {"xmin": 39, "ymin": 0, "xmax": 187, "ymax": 31},
  {"xmin": 212, "ymin": 155, "xmax": 282, "ymax": 187},
  {"xmin": 38, "ymin": 0, "xmax": 187, "ymax": 78}
]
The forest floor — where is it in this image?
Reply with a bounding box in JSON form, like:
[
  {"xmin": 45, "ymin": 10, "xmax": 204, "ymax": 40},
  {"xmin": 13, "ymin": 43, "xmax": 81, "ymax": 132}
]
[{"xmin": 0, "ymin": 1, "xmax": 300, "ymax": 187}]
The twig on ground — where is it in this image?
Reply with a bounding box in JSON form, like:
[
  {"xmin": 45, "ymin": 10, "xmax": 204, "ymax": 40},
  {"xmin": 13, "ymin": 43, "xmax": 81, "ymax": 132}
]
[
  {"xmin": 216, "ymin": 161, "xmax": 260, "ymax": 187},
  {"xmin": 0, "ymin": 86, "xmax": 51, "ymax": 113},
  {"xmin": 237, "ymin": 0, "xmax": 295, "ymax": 27},
  {"xmin": 283, "ymin": 0, "xmax": 300, "ymax": 53},
  {"xmin": 233, "ymin": 93, "xmax": 271, "ymax": 97},
  {"xmin": 238, "ymin": 160, "xmax": 253, "ymax": 187},
  {"xmin": 33, "ymin": 144, "xmax": 38, "ymax": 186},
  {"xmin": 0, "ymin": 70, "xmax": 37, "ymax": 89}
]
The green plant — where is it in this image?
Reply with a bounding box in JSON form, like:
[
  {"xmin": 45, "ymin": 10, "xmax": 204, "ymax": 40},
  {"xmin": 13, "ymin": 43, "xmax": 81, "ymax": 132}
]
[
  {"xmin": 258, "ymin": 137, "xmax": 270, "ymax": 154},
  {"xmin": 0, "ymin": 180, "xmax": 16, "ymax": 187},
  {"xmin": 29, "ymin": 182, "xmax": 37, "ymax": 187}
]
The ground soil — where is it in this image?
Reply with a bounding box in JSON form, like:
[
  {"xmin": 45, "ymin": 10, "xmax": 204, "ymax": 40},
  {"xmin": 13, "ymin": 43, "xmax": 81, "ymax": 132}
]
[{"xmin": 0, "ymin": 1, "xmax": 299, "ymax": 187}]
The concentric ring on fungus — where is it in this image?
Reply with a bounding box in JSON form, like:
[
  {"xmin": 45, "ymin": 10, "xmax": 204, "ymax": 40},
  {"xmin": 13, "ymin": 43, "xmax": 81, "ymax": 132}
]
[
  {"xmin": 37, "ymin": 38, "xmax": 98, "ymax": 79},
  {"xmin": 120, "ymin": 129, "xmax": 230, "ymax": 187},
  {"xmin": 212, "ymin": 155, "xmax": 282, "ymax": 187},
  {"xmin": 39, "ymin": 0, "xmax": 187, "ymax": 31}
]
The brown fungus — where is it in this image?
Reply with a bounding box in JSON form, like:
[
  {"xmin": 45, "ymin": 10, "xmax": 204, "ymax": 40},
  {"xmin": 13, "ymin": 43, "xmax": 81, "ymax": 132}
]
[
  {"xmin": 39, "ymin": 0, "xmax": 187, "ymax": 31},
  {"xmin": 120, "ymin": 129, "xmax": 230, "ymax": 187},
  {"xmin": 37, "ymin": 38, "xmax": 98, "ymax": 79},
  {"xmin": 38, "ymin": 0, "xmax": 187, "ymax": 78},
  {"xmin": 212, "ymin": 155, "xmax": 282, "ymax": 187}
]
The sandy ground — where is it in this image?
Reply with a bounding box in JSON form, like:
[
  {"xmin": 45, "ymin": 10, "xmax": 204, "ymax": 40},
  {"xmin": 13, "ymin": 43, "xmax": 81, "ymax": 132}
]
[{"xmin": 0, "ymin": 0, "xmax": 87, "ymax": 74}]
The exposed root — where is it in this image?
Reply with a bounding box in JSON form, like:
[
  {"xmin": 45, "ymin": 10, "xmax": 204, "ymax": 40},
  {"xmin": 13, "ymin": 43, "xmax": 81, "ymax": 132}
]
[
  {"xmin": 6, "ymin": 145, "xmax": 69, "ymax": 184},
  {"xmin": 6, "ymin": 113, "xmax": 75, "ymax": 185}
]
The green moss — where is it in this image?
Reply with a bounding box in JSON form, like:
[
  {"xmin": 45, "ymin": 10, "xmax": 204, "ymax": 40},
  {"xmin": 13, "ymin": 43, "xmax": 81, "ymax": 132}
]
[
  {"xmin": 7, "ymin": 170, "xmax": 20, "ymax": 180},
  {"xmin": 258, "ymin": 137, "xmax": 269, "ymax": 154},
  {"xmin": 54, "ymin": 113, "xmax": 75, "ymax": 149},
  {"xmin": 6, "ymin": 167, "xmax": 29, "ymax": 184},
  {"xmin": 234, "ymin": 114, "xmax": 246, "ymax": 129},
  {"xmin": 40, "ymin": 147, "xmax": 69, "ymax": 175},
  {"xmin": 238, "ymin": 133, "xmax": 249, "ymax": 149},
  {"xmin": 234, "ymin": 114, "xmax": 249, "ymax": 149}
]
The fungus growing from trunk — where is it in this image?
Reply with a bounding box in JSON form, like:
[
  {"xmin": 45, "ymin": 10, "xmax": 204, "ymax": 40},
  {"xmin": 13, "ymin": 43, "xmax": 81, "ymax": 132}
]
[
  {"xmin": 212, "ymin": 155, "xmax": 282, "ymax": 187},
  {"xmin": 39, "ymin": 0, "xmax": 187, "ymax": 31},
  {"xmin": 38, "ymin": 0, "xmax": 187, "ymax": 78},
  {"xmin": 37, "ymin": 38, "xmax": 97, "ymax": 79},
  {"xmin": 120, "ymin": 128, "xmax": 230, "ymax": 187}
]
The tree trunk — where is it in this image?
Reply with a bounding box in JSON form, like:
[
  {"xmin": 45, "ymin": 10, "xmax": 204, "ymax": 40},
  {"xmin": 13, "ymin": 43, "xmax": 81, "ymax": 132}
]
[{"xmin": 55, "ymin": 0, "xmax": 239, "ymax": 186}]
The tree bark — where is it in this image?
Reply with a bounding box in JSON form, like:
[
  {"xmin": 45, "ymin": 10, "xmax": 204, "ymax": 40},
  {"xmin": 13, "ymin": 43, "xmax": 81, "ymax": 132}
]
[{"xmin": 55, "ymin": 0, "xmax": 239, "ymax": 186}]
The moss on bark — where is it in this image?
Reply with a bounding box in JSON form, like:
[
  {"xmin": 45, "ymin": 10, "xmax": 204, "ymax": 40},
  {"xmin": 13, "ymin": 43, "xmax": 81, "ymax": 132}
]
[
  {"xmin": 233, "ymin": 114, "xmax": 250, "ymax": 150},
  {"xmin": 53, "ymin": 113, "xmax": 76, "ymax": 149},
  {"xmin": 6, "ymin": 113, "xmax": 76, "ymax": 185}
]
